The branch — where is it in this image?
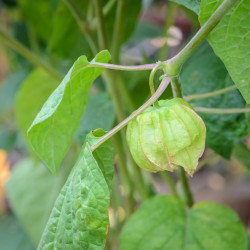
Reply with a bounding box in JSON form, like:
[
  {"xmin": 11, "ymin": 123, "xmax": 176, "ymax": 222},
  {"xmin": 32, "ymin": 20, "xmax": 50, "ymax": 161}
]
[
  {"xmin": 194, "ymin": 107, "xmax": 250, "ymax": 114},
  {"xmin": 0, "ymin": 29, "xmax": 62, "ymax": 81},
  {"xmin": 90, "ymin": 62, "xmax": 156, "ymax": 71},
  {"xmin": 91, "ymin": 77, "xmax": 170, "ymax": 151},
  {"xmin": 93, "ymin": 0, "xmax": 108, "ymax": 50},
  {"xmin": 165, "ymin": 0, "xmax": 239, "ymax": 75},
  {"xmin": 185, "ymin": 85, "xmax": 237, "ymax": 101}
]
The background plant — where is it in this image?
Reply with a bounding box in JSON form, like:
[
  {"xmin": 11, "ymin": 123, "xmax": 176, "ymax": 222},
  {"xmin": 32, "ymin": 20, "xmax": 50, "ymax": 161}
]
[{"xmin": 0, "ymin": 0, "xmax": 250, "ymax": 249}]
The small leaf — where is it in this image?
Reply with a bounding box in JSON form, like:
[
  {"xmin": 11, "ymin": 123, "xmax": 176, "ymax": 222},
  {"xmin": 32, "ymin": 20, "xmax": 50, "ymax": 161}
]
[
  {"xmin": 170, "ymin": 0, "xmax": 201, "ymax": 14},
  {"xmin": 181, "ymin": 42, "xmax": 248, "ymax": 158},
  {"xmin": 38, "ymin": 129, "xmax": 114, "ymax": 249},
  {"xmin": 6, "ymin": 158, "xmax": 71, "ymax": 245},
  {"xmin": 28, "ymin": 51, "xmax": 111, "ymax": 175},
  {"xmin": 199, "ymin": 0, "xmax": 250, "ymax": 103},
  {"xmin": 120, "ymin": 195, "xmax": 248, "ymax": 250},
  {"xmin": 75, "ymin": 92, "xmax": 115, "ymax": 144},
  {"xmin": 15, "ymin": 68, "xmax": 58, "ymax": 151}
]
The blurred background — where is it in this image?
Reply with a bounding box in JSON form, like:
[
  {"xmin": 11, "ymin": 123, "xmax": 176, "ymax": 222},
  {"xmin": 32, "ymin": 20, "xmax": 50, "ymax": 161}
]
[{"xmin": 0, "ymin": 0, "xmax": 249, "ymax": 249}]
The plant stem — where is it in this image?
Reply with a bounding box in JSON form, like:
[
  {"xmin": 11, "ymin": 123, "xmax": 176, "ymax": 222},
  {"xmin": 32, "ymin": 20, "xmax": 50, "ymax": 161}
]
[
  {"xmin": 160, "ymin": 172, "xmax": 179, "ymax": 197},
  {"xmin": 91, "ymin": 77, "xmax": 170, "ymax": 151},
  {"xmin": 94, "ymin": 0, "xmax": 109, "ymax": 50},
  {"xmin": 90, "ymin": 62, "xmax": 156, "ymax": 71},
  {"xmin": 170, "ymin": 75, "xmax": 194, "ymax": 207},
  {"xmin": 111, "ymin": 135, "xmax": 134, "ymax": 214},
  {"xmin": 178, "ymin": 167, "xmax": 194, "ymax": 207},
  {"xmin": 158, "ymin": 2, "xmax": 177, "ymax": 61},
  {"xmin": 90, "ymin": 0, "xmax": 117, "ymax": 30},
  {"xmin": 170, "ymin": 75, "xmax": 182, "ymax": 97},
  {"xmin": 149, "ymin": 63, "xmax": 166, "ymax": 107},
  {"xmin": 0, "ymin": 29, "xmax": 62, "ymax": 81},
  {"xmin": 185, "ymin": 85, "xmax": 237, "ymax": 101},
  {"xmin": 64, "ymin": 0, "xmax": 98, "ymax": 54},
  {"xmin": 110, "ymin": 0, "xmax": 151, "ymax": 200},
  {"xmin": 194, "ymin": 107, "xmax": 250, "ymax": 114},
  {"xmin": 165, "ymin": 0, "xmax": 239, "ymax": 75},
  {"xmin": 111, "ymin": 0, "xmax": 125, "ymax": 63}
]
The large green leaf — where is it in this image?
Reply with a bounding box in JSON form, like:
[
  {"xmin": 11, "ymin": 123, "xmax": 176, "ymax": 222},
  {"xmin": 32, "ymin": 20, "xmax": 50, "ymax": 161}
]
[
  {"xmin": 6, "ymin": 157, "xmax": 71, "ymax": 245},
  {"xmin": 38, "ymin": 129, "xmax": 114, "ymax": 249},
  {"xmin": 0, "ymin": 215, "xmax": 35, "ymax": 250},
  {"xmin": 170, "ymin": 0, "xmax": 201, "ymax": 14},
  {"xmin": 48, "ymin": 0, "xmax": 92, "ymax": 59},
  {"xmin": 199, "ymin": 0, "xmax": 250, "ymax": 103},
  {"xmin": 181, "ymin": 42, "xmax": 248, "ymax": 158},
  {"xmin": 120, "ymin": 195, "xmax": 248, "ymax": 250},
  {"xmin": 15, "ymin": 68, "xmax": 59, "ymax": 151},
  {"xmin": 18, "ymin": 0, "xmax": 54, "ymax": 41},
  {"xmin": 27, "ymin": 50, "xmax": 110, "ymax": 175},
  {"xmin": 75, "ymin": 92, "xmax": 115, "ymax": 144}
]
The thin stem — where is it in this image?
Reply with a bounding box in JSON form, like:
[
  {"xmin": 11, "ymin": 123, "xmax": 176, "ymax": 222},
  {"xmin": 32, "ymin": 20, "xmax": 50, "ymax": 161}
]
[
  {"xmin": 160, "ymin": 172, "xmax": 179, "ymax": 197},
  {"xmin": 194, "ymin": 107, "xmax": 250, "ymax": 114},
  {"xmin": 0, "ymin": 29, "xmax": 62, "ymax": 81},
  {"xmin": 93, "ymin": 0, "xmax": 108, "ymax": 50},
  {"xmin": 64, "ymin": 0, "xmax": 98, "ymax": 54},
  {"xmin": 158, "ymin": 2, "xmax": 177, "ymax": 60},
  {"xmin": 178, "ymin": 167, "xmax": 194, "ymax": 207},
  {"xmin": 111, "ymin": 135, "xmax": 134, "ymax": 215},
  {"xmin": 90, "ymin": 62, "xmax": 156, "ymax": 71},
  {"xmin": 185, "ymin": 85, "xmax": 237, "ymax": 101},
  {"xmin": 166, "ymin": 0, "xmax": 238, "ymax": 75},
  {"xmin": 170, "ymin": 75, "xmax": 194, "ymax": 207},
  {"xmin": 91, "ymin": 77, "xmax": 170, "ymax": 151},
  {"xmin": 90, "ymin": 0, "xmax": 117, "ymax": 30},
  {"xmin": 170, "ymin": 75, "xmax": 182, "ymax": 98},
  {"xmin": 111, "ymin": 0, "xmax": 125, "ymax": 63},
  {"xmin": 149, "ymin": 63, "xmax": 166, "ymax": 107}
]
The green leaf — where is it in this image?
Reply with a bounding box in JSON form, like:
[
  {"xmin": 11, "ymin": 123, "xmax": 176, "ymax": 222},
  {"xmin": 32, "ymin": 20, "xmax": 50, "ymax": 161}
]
[
  {"xmin": 5, "ymin": 158, "xmax": 71, "ymax": 245},
  {"xmin": 199, "ymin": 0, "xmax": 250, "ymax": 103},
  {"xmin": 120, "ymin": 195, "xmax": 248, "ymax": 250},
  {"xmin": 181, "ymin": 42, "xmax": 248, "ymax": 158},
  {"xmin": 48, "ymin": 0, "xmax": 92, "ymax": 59},
  {"xmin": 0, "ymin": 215, "xmax": 35, "ymax": 250},
  {"xmin": 170, "ymin": 0, "xmax": 201, "ymax": 14},
  {"xmin": 75, "ymin": 92, "xmax": 115, "ymax": 144},
  {"xmin": 233, "ymin": 142, "xmax": 250, "ymax": 170},
  {"xmin": 27, "ymin": 50, "xmax": 110, "ymax": 175},
  {"xmin": 15, "ymin": 68, "xmax": 59, "ymax": 151},
  {"xmin": 105, "ymin": 0, "xmax": 142, "ymax": 47},
  {"xmin": 38, "ymin": 129, "xmax": 114, "ymax": 249},
  {"xmin": 18, "ymin": 0, "xmax": 54, "ymax": 41}
]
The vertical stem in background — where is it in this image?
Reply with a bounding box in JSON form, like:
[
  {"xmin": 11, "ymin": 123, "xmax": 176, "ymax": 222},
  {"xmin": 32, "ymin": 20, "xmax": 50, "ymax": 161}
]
[
  {"xmin": 110, "ymin": 0, "xmax": 150, "ymax": 200},
  {"xmin": 93, "ymin": 0, "xmax": 108, "ymax": 50},
  {"xmin": 160, "ymin": 172, "xmax": 179, "ymax": 197},
  {"xmin": 158, "ymin": 2, "xmax": 177, "ymax": 61},
  {"xmin": 178, "ymin": 168, "xmax": 194, "ymax": 207},
  {"xmin": 111, "ymin": 0, "xmax": 125, "ymax": 64},
  {"xmin": 93, "ymin": 0, "xmax": 136, "ymax": 214},
  {"xmin": 170, "ymin": 75, "xmax": 194, "ymax": 207},
  {"xmin": 64, "ymin": 0, "xmax": 98, "ymax": 54},
  {"xmin": 111, "ymin": 135, "xmax": 134, "ymax": 214},
  {"xmin": 0, "ymin": 29, "xmax": 62, "ymax": 81}
]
